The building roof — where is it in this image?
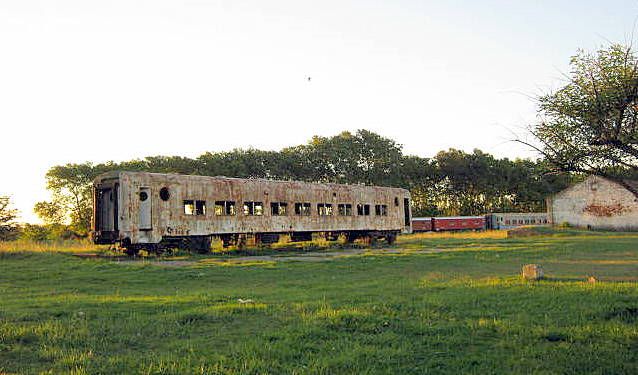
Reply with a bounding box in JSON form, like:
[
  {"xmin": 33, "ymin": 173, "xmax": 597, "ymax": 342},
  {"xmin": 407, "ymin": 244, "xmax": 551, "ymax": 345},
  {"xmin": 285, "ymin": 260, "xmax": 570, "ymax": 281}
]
[{"xmin": 549, "ymin": 175, "xmax": 638, "ymax": 200}]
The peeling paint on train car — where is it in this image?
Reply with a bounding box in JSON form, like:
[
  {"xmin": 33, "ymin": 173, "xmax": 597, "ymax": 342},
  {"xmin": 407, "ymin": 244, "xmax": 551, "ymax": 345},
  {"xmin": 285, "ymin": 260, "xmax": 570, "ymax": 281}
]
[{"xmin": 92, "ymin": 171, "xmax": 412, "ymax": 247}]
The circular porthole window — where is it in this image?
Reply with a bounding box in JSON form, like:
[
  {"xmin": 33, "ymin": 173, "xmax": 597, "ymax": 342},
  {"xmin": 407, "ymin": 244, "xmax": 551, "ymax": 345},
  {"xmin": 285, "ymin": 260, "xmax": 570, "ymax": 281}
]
[
  {"xmin": 139, "ymin": 191, "xmax": 148, "ymax": 201},
  {"xmin": 159, "ymin": 187, "xmax": 170, "ymax": 201}
]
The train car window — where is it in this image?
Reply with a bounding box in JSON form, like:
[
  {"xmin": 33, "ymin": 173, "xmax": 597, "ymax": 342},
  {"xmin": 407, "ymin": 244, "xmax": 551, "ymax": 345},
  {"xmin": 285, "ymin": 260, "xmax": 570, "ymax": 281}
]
[
  {"xmin": 338, "ymin": 203, "xmax": 352, "ymax": 216},
  {"xmin": 375, "ymin": 204, "xmax": 388, "ymax": 216},
  {"xmin": 317, "ymin": 203, "xmax": 333, "ymax": 216},
  {"xmin": 271, "ymin": 202, "xmax": 288, "ymax": 216},
  {"xmin": 215, "ymin": 201, "xmax": 236, "ymax": 215},
  {"xmin": 195, "ymin": 200, "xmax": 206, "ymax": 215},
  {"xmin": 159, "ymin": 187, "xmax": 170, "ymax": 201},
  {"xmin": 243, "ymin": 201, "xmax": 263, "ymax": 216},
  {"xmin": 357, "ymin": 204, "xmax": 371, "ymax": 216},
  {"xmin": 184, "ymin": 200, "xmax": 195, "ymax": 215},
  {"xmin": 295, "ymin": 202, "xmax": 311, "ymax": 216}
]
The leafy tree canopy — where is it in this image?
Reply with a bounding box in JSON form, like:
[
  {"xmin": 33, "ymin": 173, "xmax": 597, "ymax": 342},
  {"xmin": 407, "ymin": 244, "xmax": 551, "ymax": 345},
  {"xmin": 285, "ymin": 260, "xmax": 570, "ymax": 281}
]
[
  {"xmin": 0, "ymin": 196, "xmax": 19, "ymax": 240},
  {"xmin": 36, "ymin": 130, "xmax": 570, "ymax": 233},
  {"xmin": 528, "ymin": 43, "xmax": 638, "ymax": 195}
]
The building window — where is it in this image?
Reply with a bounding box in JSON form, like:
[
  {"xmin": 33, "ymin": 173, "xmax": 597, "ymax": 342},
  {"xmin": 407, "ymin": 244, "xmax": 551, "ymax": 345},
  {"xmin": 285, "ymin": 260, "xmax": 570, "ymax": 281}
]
[
  {"xmin": 184, "ymin": 200, "xmax": 206, "ymax": 216},
  {"xmin": 295, "ymin": 202, "xmax": 311, "ymax": 216},
  {"xmin": 357, "ymin": 204, "xmax": 370, "ymax": 216},
  {"xmin": 338, "ymin": 203, "xmax": 352, "ymax": 216},
  {"xmin": 317, "ymin": 203, "xmax": 333, "ymax": 216},
  {"xmin": 375, "ymin": 204, "xmax": 388, "ymax": 216},
  {"xmin": 271, "ymin": 202, "xmax": 288, "ymax": 216},
  {"xmin": 215, "ymin": 201, "xmax": 236, "ymax": 216},
  {"xmin": 394, "ymin": 197, "xmax": 400, "ymax": 206},
  {"xmin": 243, "ymin": 201, "xmax": 263, "ymax": 216},
  {"xmin": 505, "ymin": 219, "xmax": 510, "ymax": 225}
]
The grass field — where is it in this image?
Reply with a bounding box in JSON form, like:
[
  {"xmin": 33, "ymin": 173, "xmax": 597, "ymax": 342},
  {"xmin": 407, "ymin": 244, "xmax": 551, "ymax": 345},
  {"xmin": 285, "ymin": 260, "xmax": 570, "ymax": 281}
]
[{"xmin": 1, "ymin": 229, "xmax": 637, "ymax": 374}]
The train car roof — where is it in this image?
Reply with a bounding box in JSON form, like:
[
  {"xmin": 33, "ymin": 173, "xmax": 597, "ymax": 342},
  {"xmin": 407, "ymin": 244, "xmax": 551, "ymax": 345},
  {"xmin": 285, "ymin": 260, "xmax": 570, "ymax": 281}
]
[
  {"xmin": 489, "ymin": 212, "xmax": 547, "ymax": 216},
  {"xmin": 433, "ymin": 216, "xmax": 485, "ymax": 220},
  {"xmin": 93, "ymin": 170, "xmax": 409, "ymax": 193}
]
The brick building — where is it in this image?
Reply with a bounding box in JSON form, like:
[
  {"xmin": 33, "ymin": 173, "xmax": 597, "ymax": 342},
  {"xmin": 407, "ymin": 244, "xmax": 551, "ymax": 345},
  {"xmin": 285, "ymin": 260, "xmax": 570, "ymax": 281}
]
[{"xmin": 547, "ymin": 175, "xmax": 638, "ymax": 231}]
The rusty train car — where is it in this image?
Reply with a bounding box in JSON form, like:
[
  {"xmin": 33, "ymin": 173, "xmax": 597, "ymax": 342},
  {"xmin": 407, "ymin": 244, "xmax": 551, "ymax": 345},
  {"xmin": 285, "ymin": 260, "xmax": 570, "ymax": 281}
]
[
  {"xmin": 411, "ymin": 216, "xmax": 485, "ymax": 232},
  {"xmin": 92, "ymin": 171, "xmax": 412, "ymax": 254}
]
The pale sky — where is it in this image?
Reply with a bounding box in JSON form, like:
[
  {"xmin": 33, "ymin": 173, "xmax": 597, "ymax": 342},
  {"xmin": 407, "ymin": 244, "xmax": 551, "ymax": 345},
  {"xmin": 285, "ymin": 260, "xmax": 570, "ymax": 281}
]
[{"xmin": 1, "ymin": 0, "xmax": 637, "ymax": 223}]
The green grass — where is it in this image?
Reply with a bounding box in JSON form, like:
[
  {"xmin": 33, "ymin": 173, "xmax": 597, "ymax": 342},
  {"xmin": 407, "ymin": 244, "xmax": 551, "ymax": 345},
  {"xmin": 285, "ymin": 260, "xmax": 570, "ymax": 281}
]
[{"xmin": 1, "ymin": 229, "xmax": 637, "ymax": 374}]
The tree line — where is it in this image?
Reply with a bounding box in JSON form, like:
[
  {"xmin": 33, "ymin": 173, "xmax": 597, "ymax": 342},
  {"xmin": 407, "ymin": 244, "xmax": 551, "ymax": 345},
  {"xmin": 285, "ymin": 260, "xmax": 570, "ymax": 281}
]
[{"xmin": 19, "ymin": 129, "xmax": 569, "ymax": 238}]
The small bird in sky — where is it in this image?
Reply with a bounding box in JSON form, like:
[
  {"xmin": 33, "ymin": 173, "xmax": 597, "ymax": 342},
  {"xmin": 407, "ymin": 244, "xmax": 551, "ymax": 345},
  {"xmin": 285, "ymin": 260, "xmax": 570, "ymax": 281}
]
[{"xmin": 307, "ymin": 76, "xmax": 312, "ymax": 82}]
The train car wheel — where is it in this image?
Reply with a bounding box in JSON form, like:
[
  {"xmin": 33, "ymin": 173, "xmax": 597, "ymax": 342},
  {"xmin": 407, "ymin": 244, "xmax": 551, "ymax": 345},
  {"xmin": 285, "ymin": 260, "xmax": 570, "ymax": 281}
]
[
  {"xmin": 124, "ymin": 247, "xmax": 139, "ymax": 257},
  {"xmin": 386, "ymin": 233, "xmax": 397, "ymax": 245}
]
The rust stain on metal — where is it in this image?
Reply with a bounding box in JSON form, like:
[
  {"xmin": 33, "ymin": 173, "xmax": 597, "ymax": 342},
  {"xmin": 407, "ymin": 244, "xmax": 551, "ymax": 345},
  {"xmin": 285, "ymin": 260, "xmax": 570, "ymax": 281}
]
[{"xmin": 93, "ymin": 171, "xmax": 412, "ymax": 248}]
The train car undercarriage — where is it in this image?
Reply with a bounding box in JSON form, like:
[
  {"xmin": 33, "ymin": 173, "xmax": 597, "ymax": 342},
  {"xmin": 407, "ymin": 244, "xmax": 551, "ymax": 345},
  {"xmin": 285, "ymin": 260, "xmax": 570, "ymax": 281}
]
[{"xmin": 120, "ymin": 230, "xmax": 399, "ymax": 256}]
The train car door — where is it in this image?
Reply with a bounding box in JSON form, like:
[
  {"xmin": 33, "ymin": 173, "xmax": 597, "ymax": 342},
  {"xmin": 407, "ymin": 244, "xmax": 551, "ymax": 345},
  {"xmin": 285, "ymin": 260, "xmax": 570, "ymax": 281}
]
[
  {"xmin": 97, "ymin": 188, "xmax": 114, "ymax": 232},
  {"xmin": 403, "ymin": 198, "xmax": 411, "ymax": 227},
  {"xmin": 139, "ymin": 187, "xmax": 152, "ymax": 230}
]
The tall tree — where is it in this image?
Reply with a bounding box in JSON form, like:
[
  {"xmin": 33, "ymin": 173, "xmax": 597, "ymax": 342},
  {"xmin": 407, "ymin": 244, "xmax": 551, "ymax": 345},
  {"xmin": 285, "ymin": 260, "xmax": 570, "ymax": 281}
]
[
  {"xmin": 524, "ymin": 43, "xmax": 638, "ymax": 196},
  {"xmin": 0, "ymin": 196, "xmax": 19, "ymax": 240},
  {"xmin": 34, "ymin": 163, "xmax": 114, "ymax": 234}
]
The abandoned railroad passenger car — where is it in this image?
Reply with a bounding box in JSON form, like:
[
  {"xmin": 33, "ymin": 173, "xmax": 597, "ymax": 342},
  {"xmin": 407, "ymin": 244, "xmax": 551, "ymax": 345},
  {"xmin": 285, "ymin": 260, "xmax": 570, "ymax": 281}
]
[
  {"xmin": 92, "ymin": 171, "xmax": 412, "ymax": 254},
  {"xmin": 486, "ymin": 212, "xmax": 548, "ymax": 230}
]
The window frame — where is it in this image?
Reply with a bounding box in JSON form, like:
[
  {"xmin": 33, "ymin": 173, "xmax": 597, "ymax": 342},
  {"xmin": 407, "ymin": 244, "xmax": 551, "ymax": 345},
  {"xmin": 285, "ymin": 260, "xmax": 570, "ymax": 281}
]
[
  {"xmin": 357, "ymin": 203, "xmax": 371, "ymax": 216},
  {"xmin": 195, "ymin": 200, "xmax": 206, "ymax": 216},
  {"xmin": 184, "ymin": 200, "xmax": 195, "ymax": 215},
  {"xmin": 243, "ymin": 201, "xmax": 264, "ymax": 216},
  {"xmin": 317, "ymin": 203, "xmax": 334, "ymax": 216},
  {"xmin": 375, "ymin": 204, "xmax": 388, "ymax": 216},
  {"xmin": 184, "ymin": 200, "xmax": 206, "ymax": 216},
  {"xmin": 270, "ymin": 202, "xmax": 288, "ymax": 216},
  {"xmin": 214, "ymin": 200, "xmax": 236, "ymax": 216},
  {"xmin": 294, "ymin": 202, "xmax": 312, "ymax": 216},
  {"xmin": 338, "ymin": 203, "xmax": 353, "ymax": 216}
]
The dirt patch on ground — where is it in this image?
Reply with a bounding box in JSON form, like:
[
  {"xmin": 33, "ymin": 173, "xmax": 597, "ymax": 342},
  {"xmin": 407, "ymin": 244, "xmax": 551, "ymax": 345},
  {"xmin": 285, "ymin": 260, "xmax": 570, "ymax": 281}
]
[
  {"xmin": 109, "ymin": 247, "xmax": 450, "ymax": 267},
  {"xmin": 507, "ymin": 227, "xmax": 542, "ymax": 238}
]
